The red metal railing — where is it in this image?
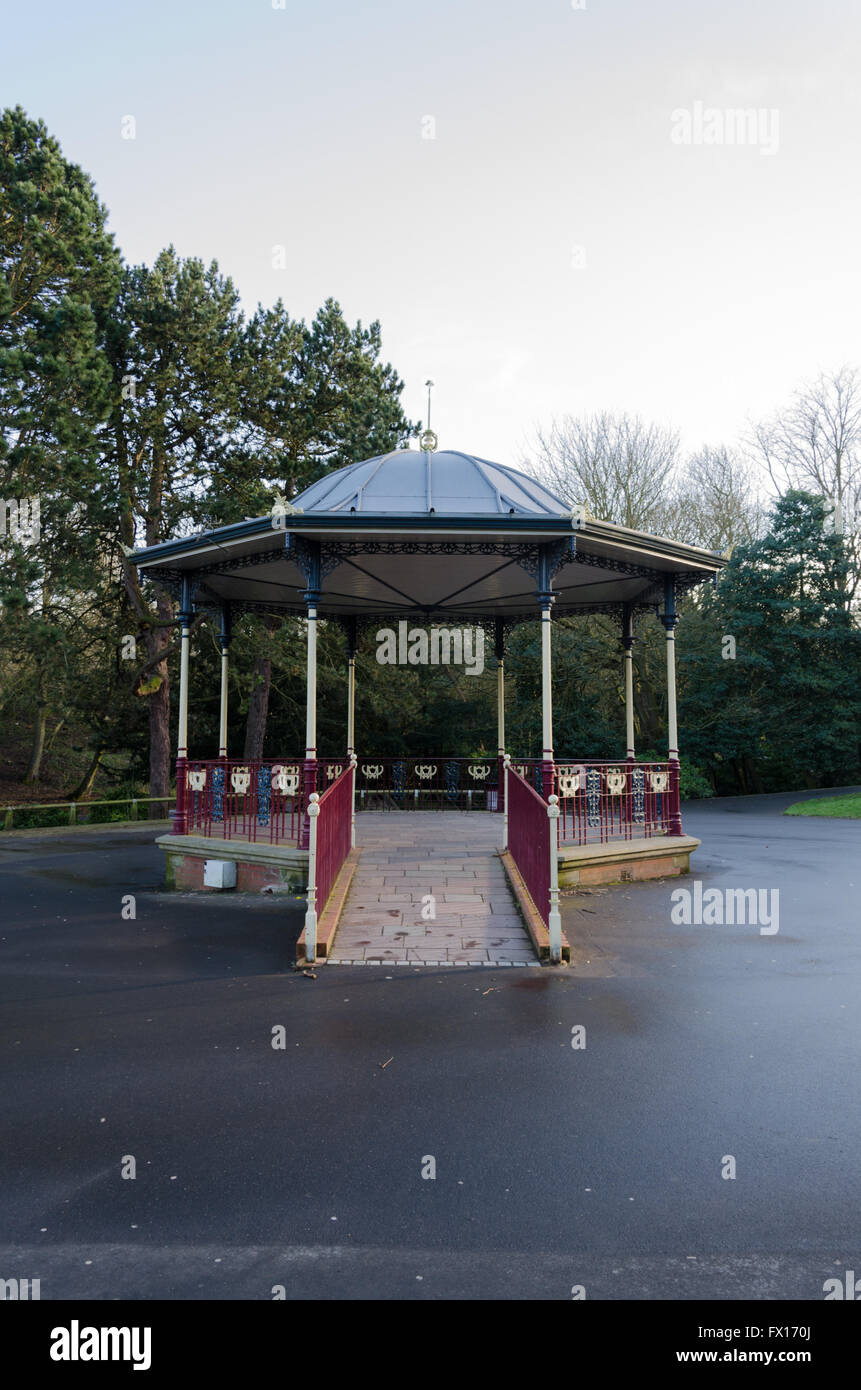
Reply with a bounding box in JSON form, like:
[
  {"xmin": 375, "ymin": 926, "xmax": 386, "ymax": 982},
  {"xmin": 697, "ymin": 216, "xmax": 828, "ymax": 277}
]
[
  {"xmin": 180, "ymin": 758, "xmax": 302, "ymax": 844},
  {"xmin": 174, "ymin": 755, "xmax": 678, "ymax": 849},
  {"xmin": 353, "ymin": 756, "xmax": 540, "ymax": 810},
  {"xmin": 554, "ymin": 760, "xmax": 673, "ymax": 845},
  {"xmin": 507, "ymin": 764, "xmax": 552, "ymax": 928},
  {"xmin": 313, "ymin": 763, "xmax": 354, "ymax": 913},
  {"xmin": 178, "ymin": 757, "xmax": 345, "ymax": 846}
]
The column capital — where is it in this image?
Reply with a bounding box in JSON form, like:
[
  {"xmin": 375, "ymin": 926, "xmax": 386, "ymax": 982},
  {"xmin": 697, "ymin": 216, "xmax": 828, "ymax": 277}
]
[
  {"xmin": 177, "ymin": 577, "xmax": 193, "ymax": 626},
  {"xmin": 621, "ymin": 601, "xmax": 636, "ymax": 649},
  {"xmin": 217, "ymin": 603, "xmax": 232, "ymax": 653},
  {"xmin": 660, "ymin": 574, "xmax": 677, "ymax": 631}
]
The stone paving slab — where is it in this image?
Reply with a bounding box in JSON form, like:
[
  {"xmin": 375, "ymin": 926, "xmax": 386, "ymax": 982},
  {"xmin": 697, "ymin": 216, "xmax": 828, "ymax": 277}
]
[{"xmin": 329, "ymin": 811, "xmax": 537, "ymax": 966}]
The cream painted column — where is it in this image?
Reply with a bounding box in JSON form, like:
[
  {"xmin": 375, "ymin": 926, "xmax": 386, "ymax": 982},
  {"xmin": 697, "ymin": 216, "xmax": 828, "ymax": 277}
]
[
  {"xmin": 495, "ymin": 620, "xmax": 506, "ymax": 812},
  {"xmin": 217, "ymin": 604, "xmax": 231, "ymax": 758},
  {"xmin": 297, "ymin": 540, "xmax": 323, "ymax": 851},
  {"xmin": 345, "ymin": 616, "xmax": 357, "ymax": 758},
  {"xmin": 622, "ymin": 603, "xmax": 635, "ymax": 760},
  {"xmin": 173, "ymin": 575, "xmax": 193, "ymax": 835},
  {"xmin": 301, "ymin": 591, "xmax": 319, "ymax": 850},
  {"xmin": 540, "ymin": 605, "xmax": 553, "ymax": 774},
  {"xmin": 177, "ymin": 597, "xmax": 191, "ymax": 759},
  {"xmin": 537, "ymin": 548, "xmax": 555, "ymax": 801},
  {"xmin": 661, "ymin": 577, "xmax": 683, "ymax": 835}
]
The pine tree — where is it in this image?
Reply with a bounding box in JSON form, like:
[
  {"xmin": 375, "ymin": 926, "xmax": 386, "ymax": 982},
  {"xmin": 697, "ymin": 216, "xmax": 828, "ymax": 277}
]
[{"xmin": 0, "ymin": 106, "xmax": 123, "ymax": 783}]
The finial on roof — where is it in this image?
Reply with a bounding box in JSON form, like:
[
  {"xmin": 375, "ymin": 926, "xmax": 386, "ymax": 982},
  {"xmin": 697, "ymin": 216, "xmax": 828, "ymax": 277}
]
[{"xmin": 419, "ymin": 378, "xmax": 438, "ymax": 452}]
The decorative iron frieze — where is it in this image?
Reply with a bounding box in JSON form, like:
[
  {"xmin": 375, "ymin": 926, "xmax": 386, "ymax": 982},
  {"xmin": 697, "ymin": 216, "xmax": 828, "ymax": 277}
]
[{"xmin": 256, "ymin": 765, "xmax": 271, "ymax": 826}]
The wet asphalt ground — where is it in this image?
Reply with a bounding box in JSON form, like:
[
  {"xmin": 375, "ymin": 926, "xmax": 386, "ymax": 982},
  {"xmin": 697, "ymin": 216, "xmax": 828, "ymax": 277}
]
[{"xmin": 0, "ymin": 789, "xmax": 858, "ymax": 1301}]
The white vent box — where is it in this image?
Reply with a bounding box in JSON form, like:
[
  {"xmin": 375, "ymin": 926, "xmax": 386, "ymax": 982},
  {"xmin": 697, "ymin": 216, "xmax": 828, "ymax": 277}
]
[{"xmin": 204, "ymin": 859, "xmax": 237, "ymax": 889}]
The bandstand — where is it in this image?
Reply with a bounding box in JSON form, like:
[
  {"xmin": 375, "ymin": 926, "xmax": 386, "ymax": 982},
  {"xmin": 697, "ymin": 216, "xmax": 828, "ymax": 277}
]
[{"xmin": 132, "ymin": 445, "xmax": 725, "ymax": 964}]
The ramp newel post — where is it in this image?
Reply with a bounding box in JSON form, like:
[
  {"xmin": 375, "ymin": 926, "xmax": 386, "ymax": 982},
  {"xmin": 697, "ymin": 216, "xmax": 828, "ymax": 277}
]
[
  {"xmin": 304, "ymin": 792, "xmax": 320, "ymax": 964},
  {"xmin": 502, "ymin": 753, "xmax": 510, "ymax": 852},
  {"xmin": 349, "ymin": 752, "xmax": 357, "ymax": 849},
  {"xmin": 547, "ymin": 793, "xmax": 562, "ymax": 964}
]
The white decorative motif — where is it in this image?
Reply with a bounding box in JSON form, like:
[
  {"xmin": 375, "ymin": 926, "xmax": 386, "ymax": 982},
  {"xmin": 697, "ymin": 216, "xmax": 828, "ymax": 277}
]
[
  {"xmin": 187, "ymin": 769, "xmax": 206, "ymax": 791},
  {"xmin": 514, "ymin": 764, "xmax": 529, "ymax": 777},
  {"xmin": 467, "ymin": 764, "xmax": 491, "ymax": 780},
  {"xmin": 272, "ymin": 764, "xmax": 300, "ymax": 795},
  {"xmin": 231, "ymin": 767, "xmax": 251, "ymax": 794},
  {"xmin": 606, "ymin": 771, "xmax": 627, "ymax": 795},
  {"xmin": 326, "ymin": 764, "xmax": 343, "ymax": 781},
  {"xmin": 361, "ymin": 764, "xmax": 384, "ymax": 780},
  {"xmin": 649, "ymin": 771, "xmax": 669, "ymax": 793},
  {"xmin": 556, "ymin": 767, "xmax": 581, "ymax": 797},
  {"xmin": 415, "ymin": 765, "xmax": 438, "ymax": 780}
]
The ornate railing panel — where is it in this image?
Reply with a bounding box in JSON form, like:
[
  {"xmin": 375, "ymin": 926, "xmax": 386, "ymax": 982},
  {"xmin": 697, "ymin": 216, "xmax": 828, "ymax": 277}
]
[
  {"xmin": 354, "ymin": 756, "xmax": 518, "ymax": 810},
  {"xmin": 554, "ymin": 761, "xmax": 672, "ymax": 844}
]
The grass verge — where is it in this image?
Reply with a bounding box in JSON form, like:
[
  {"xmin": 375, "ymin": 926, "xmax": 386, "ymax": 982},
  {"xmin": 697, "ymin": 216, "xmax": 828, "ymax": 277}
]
[{"xmin": 784, "ymin": 793, "xmax": 861, "ymax": 819}]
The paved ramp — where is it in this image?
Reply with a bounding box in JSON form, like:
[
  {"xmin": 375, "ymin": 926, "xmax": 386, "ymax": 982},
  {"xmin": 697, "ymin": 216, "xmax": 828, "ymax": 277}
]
[{"xmin": 329, "ymin": 811, "xmax": 537, "ymax": 965}]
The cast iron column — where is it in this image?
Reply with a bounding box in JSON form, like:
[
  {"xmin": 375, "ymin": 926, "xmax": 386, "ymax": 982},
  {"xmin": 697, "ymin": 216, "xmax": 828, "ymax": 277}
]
[
  {"xmin": 301, "ymin": 547, "xmax": 321, "ymax": 851},
  {"xmin": 622, "ymin": 602, "xmax": 636, "ymax": 761},
  {"xmin": 173, "ymin": 574, "xmax": 193, "ymax": 835},
  {"xmin": 537, "ymin": 547, "xmax": 555, "ymax": 802},
  {"xmin": 217, "ymin": 603, "xmax": 231, "ymax": 759},
  {"xmin": 495, "ymin": 619, "xmax": 506, "ymax": 813},
  {"xmin": 345, "ymin": 615, "xmax": 357, "ymax": 759},
  {"xmin": 661, "ymin": 577, "xmax": 683, "ymax": 836}
]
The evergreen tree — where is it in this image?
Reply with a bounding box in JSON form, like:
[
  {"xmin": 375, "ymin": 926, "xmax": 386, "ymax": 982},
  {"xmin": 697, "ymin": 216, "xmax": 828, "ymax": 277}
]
[
  {"xmin": 0, "ymin": 106, "xmax": 123, "ymax": 782},
  {"xmin": 681, "ymin": 491, "xmax": 861, "ymax": 792}
]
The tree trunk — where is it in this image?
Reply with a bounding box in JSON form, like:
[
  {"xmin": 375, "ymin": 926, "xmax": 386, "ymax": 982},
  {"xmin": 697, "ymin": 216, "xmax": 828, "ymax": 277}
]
[
  {"xmin": 147, "ymin": 589, "xmax": 174, "ymax": 818},
  {"xmin": 23, "ymin": 665, "xmax": 47, "ymax": 784},
  {"xmin": 23, "ymin": 702, "xmax": 47, "ymax": 784},
  {"xmin": 47, "ymin": 717, "xmax": 66, "ymax": 752},
  {"xmin": 633, "ymin": 676, "xmax": 660, "ymax": 749},
  {"xmin": 67, "ymin": 748, "xmax": 104, "ymax": 802},
  {"xmin": 741, "ymin": 753, "xmax": 764, "ymax": 795},
  {"xmin": 243, "ymin": 617, "xmax": 277, "ymax": 760}
]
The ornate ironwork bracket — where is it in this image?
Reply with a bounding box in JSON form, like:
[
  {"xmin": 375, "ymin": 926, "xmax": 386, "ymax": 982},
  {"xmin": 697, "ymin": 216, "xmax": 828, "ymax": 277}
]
[{"xmin": 285, "ymin": 534, "xmax": 343, "ymax": 587}]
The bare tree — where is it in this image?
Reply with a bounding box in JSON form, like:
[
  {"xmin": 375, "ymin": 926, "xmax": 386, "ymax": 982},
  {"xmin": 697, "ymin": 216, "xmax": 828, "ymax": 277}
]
[
  {"xmin": 751, "ymin": 366, "xmax": 861, "ymax": 537},
  {"xmin": 668, "ymin": 445, "xmax": 764, "ymax": 551},
  {"xmin": 526, "ymin": 411, "xmax": 680, "ymax": 531}
]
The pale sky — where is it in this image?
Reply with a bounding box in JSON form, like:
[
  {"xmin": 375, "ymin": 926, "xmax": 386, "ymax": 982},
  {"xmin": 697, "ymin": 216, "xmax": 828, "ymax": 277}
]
[{"xmin": 4, "ymin": 0, "xmax": 859, "ymax": 469}]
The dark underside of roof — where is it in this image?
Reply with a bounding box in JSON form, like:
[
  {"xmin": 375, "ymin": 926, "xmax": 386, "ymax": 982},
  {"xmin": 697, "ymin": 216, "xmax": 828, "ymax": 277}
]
[{"xmin": 134, "ymin": 518, "xmax": 723, "ymax": 625}]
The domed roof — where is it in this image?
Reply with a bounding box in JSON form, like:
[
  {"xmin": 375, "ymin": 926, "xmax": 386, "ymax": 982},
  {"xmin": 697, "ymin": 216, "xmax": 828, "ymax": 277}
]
[{"xmin": 291, "ymin": 447, "xmax": 568, "ymax": 517}]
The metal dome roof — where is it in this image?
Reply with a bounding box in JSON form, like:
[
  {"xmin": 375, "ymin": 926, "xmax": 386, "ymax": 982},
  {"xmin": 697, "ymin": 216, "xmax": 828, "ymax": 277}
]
[{"xmin": 291, "ymin": 447, "xmax": 569, "ymax": 517}]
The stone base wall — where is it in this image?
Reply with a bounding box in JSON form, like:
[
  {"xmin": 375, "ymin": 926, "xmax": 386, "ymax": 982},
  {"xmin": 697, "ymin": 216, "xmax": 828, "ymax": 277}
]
[
  {"xmin": 558, "ymin": 835, "xmax": 700, "ymax": 888},
  {"xmin": 157, "ymin": 834, "xmax": 307, "ymax": 895}
]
